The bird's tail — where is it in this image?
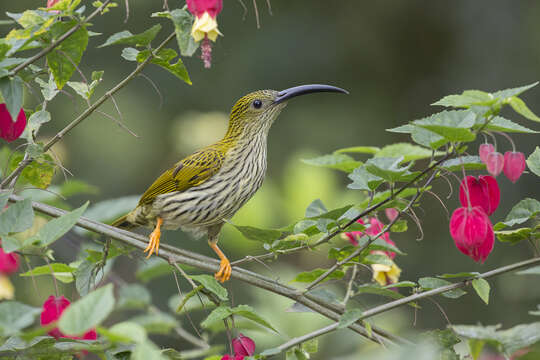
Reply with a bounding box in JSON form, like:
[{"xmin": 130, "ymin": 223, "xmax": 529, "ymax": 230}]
[{"xmin": 111, "ymin": 213, "xmax": 135, "ymax": 229}]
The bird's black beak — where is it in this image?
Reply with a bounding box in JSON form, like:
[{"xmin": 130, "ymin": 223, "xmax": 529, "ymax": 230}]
[{"xmin": 273, "ymin": 84, "xmax": 349, "ymax": 104}]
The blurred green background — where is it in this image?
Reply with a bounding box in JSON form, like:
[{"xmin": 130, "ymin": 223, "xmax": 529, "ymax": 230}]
[{"xmin": 2, "ymin": 1, "xmax": 540, "ymax": 358}]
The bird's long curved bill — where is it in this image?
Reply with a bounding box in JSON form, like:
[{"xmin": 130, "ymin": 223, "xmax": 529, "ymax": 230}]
[{"xmin": 273, "ymin": 84, "xmax": 349, "ymax": 104}]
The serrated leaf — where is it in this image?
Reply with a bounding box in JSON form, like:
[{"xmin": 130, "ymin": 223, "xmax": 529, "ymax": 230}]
[
  {"xmin": 201, "ymin": 304, "xmax": 277, "ymax": 332},
  {"xmin": 292, "ymin": 268, "xmax": 345, "ymax": 283},
  {"xmin": 413, "ymin": 110, "xmax": 476, "ymax": 142},
  {"xmin": 301, "ymin": 153, "xmax": 361, "ymax": 173},
  {"xmin": 477, "ymin": 116, "xmax": 538, "ymax": 133},
  {"xmin": 496, "ymin": 198, "xmax": 540, "ymax": 228},
  {"xmin": 66, "ymin": 81, "xmax": 89, "ymax": 99},
  {"xmin": 527, "ymin": 146, "xmax": 540, "ymax": 177},
  {"xmin": 471, "ymin": 278, "xmax": 490, "ymax": 304},
  {"xmin": 99, "ymin": 24, "xmax": 161, "ymax": 48},
  {"xmin": 508, "ymin": 96, "xmax": 540, "ymax": 122},
  {"xmin": 58, "ymin": 283, "xmax": 115, "ymax": 336},
  {"xmin": 364, "ymin": 156, "xmax": 419, "ymax": 183},
  {"xmin": 375, "ymin": 143, "xmax": 443, "ymax": 162},
  {"xmin": 338, "ymin": 308, "xmax": 363, "ymax": 328},
  {"xmin": 121, "ymin": 47, "xmax": 138, "ymax": 61},
  {"xmin": 169, "ymin": 8, "xmax": 199, "ymax": 57},
  {"xmin": 305, "ymin": 199, "xmax": 327, "ymax": 217},
  {"xmin": 22, "ymin": 110, "xmax": 51, "ymax": 142},
  {"xmin": 46, "ymin": 21, "xmax": 88, "ymax": 89},
  {"xmin": 191, "ymin": 274, "xmax": 228, "ymax": 301},
  {"xmin": 432, "ymin": 90, "xmax": 495, "ymax": 108},
  {"xmin": 137, "ymin": 48, "xmax": 191, "ymax": 85},
  {"xmin": 232, "ymin": 224, "xmax": 282, "ymax": 243},
  {"xmin": 347, "ymin": 165, "xmax": 384, "ymax": 191},
  {"xmin": 492, "ymin": 82, "xmax": 539, "ymax": 100},
  {"xmin": 411, "ymin": 126, "xmax": 448, "ymax": 149},
  {"xmin": 440, "ymin": 156, "xmax": 485, "ymax": 172},
  {"xmin": 0, "ymin": 76, "xmax": 23, "ymax": 119},
  {"xmin": 26, "ymin": 202, "xmax": 87, "ymax": 247},
  {"xmin": 19, "ymin": 263, "xmax": 76, "ymax": 283},
  {"xmin": 35, "ymin": 75, "xmax": 59, "ymax": 101},
  {"xmin": 418, "ymin": 277, "xmax": 467, "ymax": 299},
  {"xmin": 363, "ymin": 253, "xmax": 393, "ymax": 266},
  {"xmin": 0, "ymin": 198, "xmax": 34, "ymax": 235}
]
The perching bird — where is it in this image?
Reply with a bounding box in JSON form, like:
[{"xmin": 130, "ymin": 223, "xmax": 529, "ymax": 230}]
[{"xmin": 112, "ymin": 84, "xmax": 348, "ymax": 282}]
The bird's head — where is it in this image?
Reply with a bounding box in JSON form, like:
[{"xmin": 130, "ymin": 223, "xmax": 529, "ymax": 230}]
[{"xmin": 226, "ymin": 84, "xmax": 348, "ymax": 139}]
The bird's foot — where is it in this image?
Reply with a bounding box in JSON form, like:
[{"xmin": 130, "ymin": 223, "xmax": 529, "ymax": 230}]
[
  {"xmin": 214, "ymin": 258, "xmax": 232, "ymax": 283},
  {"xmin": 144, "ymin": 217, "xmax": 162, "ymax": 258}
]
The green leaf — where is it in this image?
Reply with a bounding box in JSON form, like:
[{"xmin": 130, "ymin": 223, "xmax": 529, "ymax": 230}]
[
  {"xmin": 527, "ymin": 147, "xmax": 540, "ymax": 177},
  {"xmin": 19, "ymin": 263, "xmax": 76, "ymax": 283},
  {"xmin": 338, "ymin": 308, "xmax": 363, "ymax": 328},
  {"xmin": 301, "ymin": 153, "xmax": 361, "ymax": 173},
  {"xmin": 0, "ymin": 76, "xmax": 23, "ymax": 119},
  {"xmin": 438, "ymin": 272, "xmax": 480, "ymax": 279},
  {"xmin": 383, "ymin": 280, "xmax": 416, "ymax": 288},
  {"xmin": 58, "ymin": 283, "xmax": 115, "ymax": 336},
  {"xmin": 292, "ymin": 268, "xmax": 345, "ymax": 283},
  {"xmin": 0, "ymin": 198, "xmax": 34, "ymax": 235},
  {"xmin": 495, "ymin": 227, "xmax": 533, "ymax": 244},
  {"xmin": 347, "ymin": 165, "xmax": 384, "ymax": 191},
  {"xmin": 302, "ymin": 339, "xmax": 318, "ymax": 354},
  {"xmin": 22, "ymin": 110, "xmax": 51, "ymax": 142},
  {"xmin": 363, "ymin": 253, "xmax": 393, "ymax": 266},
  {"xmin": 418, "ymin": 277, "xmax": 467, "ymax": 299},
  {"xmin": 517, "ymin": 266, "xmax": 540, "ymax": 275},
  {"xmin": 66, "ymin": 81, "xmax": 90, "ymax": 99},
  {"xmin": 9, "ymin": 153, "xmax": 56, "ymax": 189},
  {"xmin": 375, "ymin": 143, "xmax": 443, "ymax": 162},
  {"xmin": 0, "ymin": 301, "xmax": 41, "ymax": 336},
  {"xmin": 26, "ymin": 202, "xmax": 88, "ymax": 247},
  {"xmin": 495, "ymin": 198, "xmax": 540, "ymax": 229},
  {"xmin": 355, "ymin": 284, "xmax": 409, "ymax": 301},
  {"xmin": 508, "ymin": 96, "xmax": 540, "ymax": 122},
  {"xmin": 99, "ymin": 24, "xmax": 162, "ymax": 48},
  {"xmin": 468, "ymin": 339, "xmax": 485, "ymax": 360},
  {"xmin": 477, "ymin": 116, "xmax": 538, "ymax": 134},
  {"xmin": 411, "ymin": 126, "xmax": 448, "ymax": 149},
  {"xmin": 335, "ymin": 146, "xmax": 380, "ymax": 154},
  {"xmin": 491, "ymin": 82, "xmax": 539, "ymax": 100},
  {"xmin": 390, "ymin": 219, "xmax": 408, "ymax": 233},
  {"xmin": 433, "ymin": 89, "xmax": 495, "ymax": 108},
  {"xmin": 201, "ymin": 305, "xmax": 277, "ymax": 332},
  {"xmin": 440, "ymin": 156, "xmax": 485, "ymax": 172},
  {"xmin": 121, "ymin": 47, "xmax": 139, "ymax": 61},
  {"xmin": 0, "ymin": 190, "xmax": 12, "ymax": 210},
  {"xmin": 131, "ymin": 340, "xmax": 169, "ymax": 360},
  {"xmin": 191, "ymin": 274, "xmax": 228, "ymax": 301},
  {"xmin": 364, "ymin": 156, "xmax": 419, "ymax": 183},
  {"xmin": 169, "ymin": 9, "xmax": 199, "ymax": 57},
  {"xmin": 232, "ymin": 224, "xmax": 282, "ymax": 243},
  {"xmin": 117, "ymin": 284, "xmax": 151, "ymax": 310},
  {"xmin": 138, "ymin": 48, "xmax": 191, "ymax": 84},
  {"xmin": 305, "ymin": 199, "xmax": 327, "ymax": 217},
  {"xmin": 46, "ymin": 21, "xmax": 89, "ymax": 89},
  {"xmin": 413, "ymin": 110, "xmax": 476, "ymax": 142},
  {"xmin": 35, "ymin": 75, "xmax": 59, "ymax": 101},
  {"xmin": 106, "ymin": 321, "xmax": 147, "ymax": 344},
  {"xmin": 471, "ymin": 278, "xmax": 490, "ymax": 304}
]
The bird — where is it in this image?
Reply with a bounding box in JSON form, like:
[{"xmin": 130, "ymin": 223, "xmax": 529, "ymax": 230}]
[{"xmin": 112, "ymin": 84, "xmax": 348, "ymax": 282}]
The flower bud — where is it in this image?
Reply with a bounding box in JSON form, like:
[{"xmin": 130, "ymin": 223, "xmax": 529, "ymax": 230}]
[
  {"xmin": 0, "ymin": 246, "xmax": 19, "ymax": 274},
  {"xmin": 41, "ymin": 295, "xmax": 98, "ymax": 340},
  {"xmin": 385, "ymin": 208, "xmax": 399, "ymax": 222},
  {"xmin": 486, "ymin": 151, "xmax": 504, "ymax": 177},
  {"xmin": 232, "ymin": 333, "xmax": 255, "ymax": 357},
  {"xmin": 449, "ymin": 206, "xmax": 494, "ymax": 263},
  {"xmin": 478, "ymin": 143, "xmax": 495, "ymax": 164},
  {"xmin": 0, "ymin": 104, "xmax": 26, "ymax": 143},
  {"xmin": 503, "ymin": 151, "xmax": 526, "ymax": 183},
  {"xmin": 459, "ymin": 175, "xmax": 500, "ymax": 216}
]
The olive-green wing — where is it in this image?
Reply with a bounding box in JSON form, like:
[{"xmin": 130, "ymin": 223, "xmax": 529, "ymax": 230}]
[{"xmin": 138, "ymin": 147, "xmax": 225, "ymax": 205}]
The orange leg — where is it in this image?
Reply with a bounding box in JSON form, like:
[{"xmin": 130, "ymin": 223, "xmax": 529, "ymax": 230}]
[
  {"xmin": 144, "ymin": 217, "xmax": 163, "ymax": 258},
  {"xmin": 208, "ymin": 240, "xmax": 232, "ymax": 283}
]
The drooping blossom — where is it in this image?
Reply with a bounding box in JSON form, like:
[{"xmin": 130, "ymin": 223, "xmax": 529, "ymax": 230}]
[
  {"xmin": 221, "ymin": 355, "xmax": 244, "ymax": 360},
  {"xmin": 0, "ymin": 104, "xmax": 26, "ymax": 142},
  {"xmin": 449, "ymin": 206, "xmax": 494, "ymax": 263},
  {"xmin": 0, "ymin": 243, "xmax": 19, "ymax": 300},
  {"xmin": 503, "ymin": 151, "xmax": 526, "ymax": 183},
  {"xmin": 385, "ymin": 208, "xmax": 399, "ymax": 222},
  {"xmin": 187, "ymin": 0, "xmax": 223, "ymax": 68},
  {"xmin": 371, "ymin": 253, "xmax": 402, "ymax": 286},
  {"xmin": 478, "ymin": 143, "xmax": 495, "ymax": 164},
  {"xmin": 459, "ymin": 175, "xmax": 500, "ymax": 216},
  {"xmin": 232, "ymin": 334, "xmax": 255, "ymax": 357},
  {"xmin": 40, "ymin": 295, "xmax": 98, "ymax": 340},
  {"xmin": 0, "ymin": 275, "xmax": 14, "ymax": 300},
  {"xmin": 47, "ymin": 0, "xmax": 61, "ymax": 7},
  {"xmin": 486, "ymin": 152, "xmax": 504, "ymax": 177}
]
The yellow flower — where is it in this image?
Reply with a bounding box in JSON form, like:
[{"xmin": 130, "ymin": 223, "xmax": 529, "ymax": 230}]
[
  {"xmin": 371, "ymin": 261, "xmax": 402, "ymax": 286},
  {"xmin": 0, "ymin": 275, "xmax": 14, "ymax": 300},
  {"xmin": 191, "ymin": 12, "xmax": 223, "ymax": 42}
]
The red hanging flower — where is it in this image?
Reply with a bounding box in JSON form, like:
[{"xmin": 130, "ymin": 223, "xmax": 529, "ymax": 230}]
[
  {"xmin": 449, "ymin": 206, "xmax": 494, "ymax": 263},
  {"xmin": 40, "ymin": 295, "xmax": 98, "ymax": 340},
  {"xmin": 385, "ymin": 208, "xmax": 399, "ymax": 222},
  {"xmin": 221, "ymin": 355, "xmax": 244, "ymax": 360},
  {"xmin": 478, "ymin": 143, "xmax": 495, "ymax": 164},
  {"xmin": 342, "ymin": 218, "xmax": 396, "ymax": 258},
  {"xmin": 459, "ymin": 175, "xmax": 500, "ymax": 216},
  {"xmin": 0, "ymin": 104, "xmax": 26, "ymax": 142},
  {"xmin": 187, "ymin": 0, "xmax": 223, "ymax": 68},
  {"xmin": 232, "ymin": 333, "xmax": 256, "ymax": 357},
  {"xmin": 0, "ymin": 246, "xmax": 19, "ymax": 274},
  {"xmin": 485, "ymin": 151, "xmax": 504, "ymax": 177},
  {"xmin": 503, "ymin": 151, "xmax": 526, "ymax": 183}
]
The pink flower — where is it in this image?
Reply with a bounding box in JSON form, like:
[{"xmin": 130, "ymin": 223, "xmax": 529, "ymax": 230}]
[
  {"xmin": 385, "ymin": 208, "xmax": 399, "ymax": 222},
  {"xmin": 459, "ymin": 175, "xmax": 500, "ymax": 216},
  {"xmin": 186, "ymin": 0, "xmax": 223, "ymax": 68},
  {"xmin": 187, "ymin": 0, "xmax": 223, "ymax": 19},
  {"xmin": 503, "ymin": 151, "xmax": 526, "ymax": 183},
  {"xmin": 221, "ymin": 355, "xmax": 244, "ymax": 360},
  {"xmin": 40, "ymin": 295, "xmax": 97, "ymax": 340},
  {"xmin": 486, "ymin": 152, "xmax": 504, "ymax": 177},
  {"xmin": 343, "ymin": 218, "xmax": 396, "ymax": 258},
  {"xmin": 47, "ymin": 0, "xmax": 61, "ymax": 7},
  {"xmin": 478, "ymin": 143, "xmax": 495, "ymax": 164},
  {"xmin": 0, "ymin": 245, "xmax": 19, "ymax": 274},
  {"xmin": 0, "ymin": 104, "xmax": 26, "ymax": 142},
  {"xmin": 232, "ymin": 334, "xmax": 255, "ymax": 357},
  {"xmin": 449, "ymin": 206, "xmax": 494, "ymax": 263}
]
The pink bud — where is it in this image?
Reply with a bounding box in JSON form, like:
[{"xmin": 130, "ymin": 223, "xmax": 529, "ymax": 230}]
[
  {"xmin": 503, "ymin": 151, "xmax": 526, "ymax": 183},
  {"xmin": 0, "ymin": 246, "xmax": 19, "ymax": 274},
  {"xmin": 449, "ymin": 206, "xmax": 494, "ymax": 263},
  {"xmin": 478, "ymin": 143, "xmax": 495, "ymax": 164},
  {"xmin": 232, "ymin": 334, "xmax": 255, "ymax": 357},
  {"xmin": 459, "ymin": 175, "xmax": 500, "ymax": 216},
  {"xmin": 385, "ymin": 208, "xmax": 399, "ymax": 222},
  {"xmin": 0, "ymin": 104, "xmax": 26, "ymax": 143},
  {"xmin": 486, "ymin": 152, "xmax": 504, "ymax": 177},
  {"xmin": 187, "ymin": 0, "xmax": 223, "ymax": 18},
  {"xmin": 47, "ymin": 0, "xmax": 61, "ymax": 7}
]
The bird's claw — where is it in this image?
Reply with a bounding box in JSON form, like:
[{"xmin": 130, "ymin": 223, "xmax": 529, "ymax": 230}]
[
  {"xmin": 215, "ymin": 258, "xmax": 232, "ymax": 283},
  {"xmin": 144, "ymin": 227, "xmax": 161, "ymax": 258}
]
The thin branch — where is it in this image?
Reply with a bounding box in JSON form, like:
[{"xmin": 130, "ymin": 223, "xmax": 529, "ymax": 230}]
[
  {"xmin": 10, "ymin": 0, "xmax": 112, "ymax": 76},
  {"xmin": 8, "ymin": 194, "xmax": 406, "ymax": 347},
  {"xmin": 0, "ymin": 31, "xmax": 177, "ymax": 189}
]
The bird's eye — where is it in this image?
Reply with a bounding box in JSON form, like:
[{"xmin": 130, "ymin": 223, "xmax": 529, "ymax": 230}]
[{"xmin": 253, "ymin": 99, "xmax": 263, "ymax": 109}]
